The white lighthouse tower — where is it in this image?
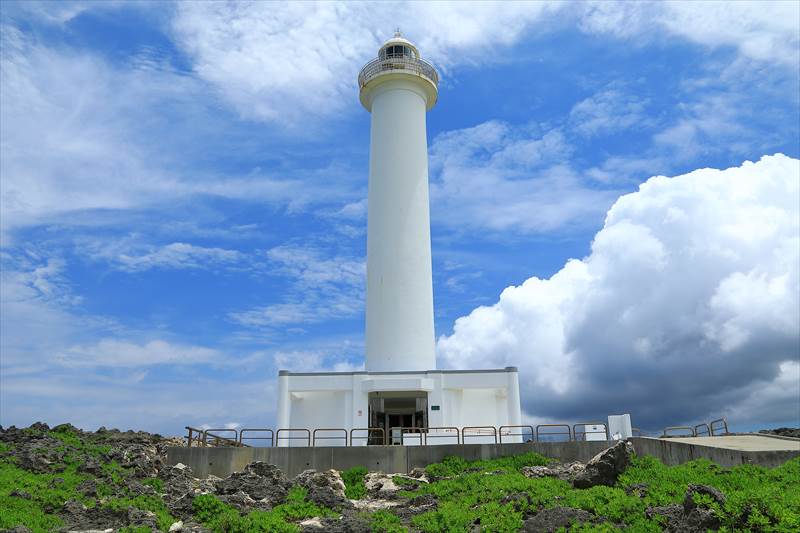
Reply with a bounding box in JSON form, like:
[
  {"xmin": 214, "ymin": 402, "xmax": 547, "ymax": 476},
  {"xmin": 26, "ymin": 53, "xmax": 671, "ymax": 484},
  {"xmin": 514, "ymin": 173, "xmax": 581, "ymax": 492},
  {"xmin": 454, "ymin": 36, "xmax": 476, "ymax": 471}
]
[
  {"xmin": 361, "ymin": 32, "xmax": 437, "ymax": 373},
  {"xmin": 276, "ymin": 33, "xmax": 522, "ymax": 445}
]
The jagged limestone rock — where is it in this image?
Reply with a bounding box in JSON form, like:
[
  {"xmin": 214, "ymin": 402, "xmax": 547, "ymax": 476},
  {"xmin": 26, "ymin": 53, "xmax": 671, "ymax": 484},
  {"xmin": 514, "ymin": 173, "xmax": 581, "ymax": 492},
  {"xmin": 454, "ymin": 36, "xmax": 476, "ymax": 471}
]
[{"xmin": 572, "ymin": 440, "xmax": 635, "ymax": 488}]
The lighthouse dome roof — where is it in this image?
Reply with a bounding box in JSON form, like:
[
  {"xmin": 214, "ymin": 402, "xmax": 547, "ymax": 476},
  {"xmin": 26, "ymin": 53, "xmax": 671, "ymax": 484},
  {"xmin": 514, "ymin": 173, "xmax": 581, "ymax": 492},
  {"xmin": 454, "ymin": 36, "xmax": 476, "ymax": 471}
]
[{"xmin": 379, "ymin": 31, "xmax": 419, "ymax": 58}]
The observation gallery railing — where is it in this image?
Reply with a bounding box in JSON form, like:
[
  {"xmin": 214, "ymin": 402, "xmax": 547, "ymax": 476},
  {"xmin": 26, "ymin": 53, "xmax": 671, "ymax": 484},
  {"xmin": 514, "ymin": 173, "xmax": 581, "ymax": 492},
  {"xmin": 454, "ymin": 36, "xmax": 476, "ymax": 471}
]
[{"xmin": 358, "ymin": 56, "xmax": 439, "ymax": 89}]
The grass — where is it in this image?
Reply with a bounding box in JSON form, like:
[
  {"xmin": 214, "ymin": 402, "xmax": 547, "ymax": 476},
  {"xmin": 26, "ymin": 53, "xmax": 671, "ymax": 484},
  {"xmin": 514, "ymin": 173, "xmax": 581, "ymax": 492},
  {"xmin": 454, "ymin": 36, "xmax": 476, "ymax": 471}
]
[
  {"xmin": 396, "ymin": 452, "xmax": 800, "ymax": 533},
  {"xmin": 192, "ymin": 487, "xmax": 337, "ymax": 533},
  {"xmin": 104, "ymin": 494, "xmax": 176, "ymax": 530},
  {"xmin": 342, "ymin": 465, "xmax": 368, "ymax": 499},
  {"xmin": 0, "ymin": 427, "xmax": 148, "ymax": 533},
  {"xmin": 0, "ymin": 437, "xmax": 92, "ymax": 532},
  {"xmin": 369, "ymin": 509, "xmax": 408, "ymax": 532},
  {"xmin": 3, "ymin": 426, "xmax": 798, "ymax": 533}
]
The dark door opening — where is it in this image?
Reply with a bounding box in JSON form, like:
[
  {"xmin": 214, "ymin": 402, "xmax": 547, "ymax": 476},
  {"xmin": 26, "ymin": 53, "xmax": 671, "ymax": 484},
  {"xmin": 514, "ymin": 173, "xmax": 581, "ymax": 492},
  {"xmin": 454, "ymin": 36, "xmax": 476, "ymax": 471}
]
[{"xmin": 368, "ymin": 391, "xmax": 428, "ymax": 445}]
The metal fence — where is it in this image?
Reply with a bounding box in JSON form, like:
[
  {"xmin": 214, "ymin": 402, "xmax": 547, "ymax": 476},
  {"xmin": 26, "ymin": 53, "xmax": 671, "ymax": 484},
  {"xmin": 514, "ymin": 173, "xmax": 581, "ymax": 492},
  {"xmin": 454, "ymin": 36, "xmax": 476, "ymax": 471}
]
[
  {"xmin": 184, "ymin": 417, "xmax": 733, "ymax": 448},
  {"xmin": 659, "ymin": 417, "xmax": 730, "ymax": 438}
]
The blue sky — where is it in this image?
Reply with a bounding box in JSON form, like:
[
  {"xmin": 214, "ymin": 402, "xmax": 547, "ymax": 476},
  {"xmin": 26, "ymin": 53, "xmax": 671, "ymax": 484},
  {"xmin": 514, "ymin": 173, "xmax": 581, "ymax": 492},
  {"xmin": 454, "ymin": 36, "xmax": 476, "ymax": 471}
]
[{"xmin": 1, "ymin": 1, "xmax": 798, "ymax": 436}]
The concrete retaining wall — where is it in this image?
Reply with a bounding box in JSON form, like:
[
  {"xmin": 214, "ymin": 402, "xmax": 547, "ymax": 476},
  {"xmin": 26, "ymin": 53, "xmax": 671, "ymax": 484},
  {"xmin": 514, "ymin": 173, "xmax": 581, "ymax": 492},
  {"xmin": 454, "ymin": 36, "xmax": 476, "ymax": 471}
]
[
  {"xmin": 166, "ymin": 436, "xmax": 799, "ymax": 478},
  {"xmin": 167, "ymin": 441, "xmax": 611, "ymax": 478},
  {"xmin": 629, "ymin": 437, "xmax": 800, "ymax": 468}
]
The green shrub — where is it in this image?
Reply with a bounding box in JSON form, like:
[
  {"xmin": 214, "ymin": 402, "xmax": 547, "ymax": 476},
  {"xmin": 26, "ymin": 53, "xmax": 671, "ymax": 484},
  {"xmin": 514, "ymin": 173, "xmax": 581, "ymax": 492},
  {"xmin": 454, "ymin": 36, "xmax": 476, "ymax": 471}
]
[
  {"xmin": 104, "ymin": 494, "xmax": 176, "ymax": 531},
  {"xmin": 0, "ymin": 494, "xmax": 62, "ymax": 533},
  {"xmin": 342, "ymin": 465, "xmax": 368, "ymax": 499},
  {"xmin": 0, "ymin": 453, "xmax": 91, "ymax": 532},
  {"xmin": 425, "ymin": 455, "xmax": 469, "ymax": 478},
  {"xmin": 369, "ymin": 509, "xmax": 408, "ymax": 532},
  {"xmin": 424, "ymin": 452, "xmax": 549, "ymax": 479},
  {"xmin": 193, "ymin": 486, "xmax": 335, "ymax": 533},
  {"xmin": 142, "ymin": 477, "xmax": 165, "ymax": 493},
  {"xmin": 193, "ymin": 493, "xmax": 232, "ymax": 523},
  {"xmin": 49, "ymin": 427, "xmax": 111, "ymax": 459},
  {"xmin": 412, "ymin": 500, "xmax": 476, "ymax": 532},
  {"xmin": 392, "ymin": 475, "xmax": 417, "ymax": 486},
  {"xmin": 273, "ymin": 486, "xmax": 336, "ymax": 519},
  {"xmin": 411, "ymin": 452, "xmax": 800, "ymax": 532},
  {"xmin": 475, "ymin": 501, "xmax": 523, "ymax": 532}
]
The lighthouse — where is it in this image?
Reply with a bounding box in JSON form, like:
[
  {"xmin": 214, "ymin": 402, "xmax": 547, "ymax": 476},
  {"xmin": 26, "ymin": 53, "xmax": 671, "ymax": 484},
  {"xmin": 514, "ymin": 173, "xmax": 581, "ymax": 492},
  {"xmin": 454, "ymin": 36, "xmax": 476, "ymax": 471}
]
[
  {"xmin": 276, "ymin": 33, "xmax": 522, "ymax": 445},
  {"xmin": 360, "ymin": 32, "xmax": 438, "ymax": 372}
]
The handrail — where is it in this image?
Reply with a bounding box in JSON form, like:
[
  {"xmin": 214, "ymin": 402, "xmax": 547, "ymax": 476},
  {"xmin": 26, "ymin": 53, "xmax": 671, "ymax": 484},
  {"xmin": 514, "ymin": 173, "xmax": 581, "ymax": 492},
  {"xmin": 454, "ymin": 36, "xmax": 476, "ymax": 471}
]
[
  {"xmin": 573, "ymin": 422, "xmax": 609, "ymax": 441},
  {"xmin": 710, "ymin": 418, "xmax": 729, "ymax": 436},
  {"xmin": 499, "ymin": 425, "xmax": 534, "ymax": 443},
  {"xmin": 424, "ymin": 427, "xmax": 460, "ymax": 445},
  {"xmin": 389, "ymin": 427, "xmax": 424, "ymax": 446},
  {"xmin": 239, "ymin": 428, "xmax": 274, "ymax": 447},
  {"xmin": 276, "ymin": 428, "xmax": 311, "ymax": 447},
  {"xmin": 183, "ymin": 421, "xmax": 676, "ymax": 448},
  {"xmin": 349, "ymin": 427, "xmax": 386, "ymax": 446},
  {"xmin": 202, "ymin": 428, "xmax": 241, "ymax": 447},
  {"xmin": 462, "ymin": 426, "xmax": 498, "ymax": 444},
  {"xmin": 536, "ymin": 424, "xmax": 572, "ymax": 442},
  {"xmin": 632, "ymin": 427, "xmax": 643, "ymax": 437},
  {"xmin": 358, "ymin": 56, "xmax": 439, "ymax": 89},
  {"xmin": 694, "ymin": 423, "xmax": 711, "ymax": 437},
  {"xmin": 185, "ymin": 426, "xmax": 204, "ymax": 447},
  {"xmin": 312, "ymin": 428, "xmax": 348, "ymax": 447},
  {"xmin": 661, "ymin": 426, "xmax": 696, "ymax": 438}
]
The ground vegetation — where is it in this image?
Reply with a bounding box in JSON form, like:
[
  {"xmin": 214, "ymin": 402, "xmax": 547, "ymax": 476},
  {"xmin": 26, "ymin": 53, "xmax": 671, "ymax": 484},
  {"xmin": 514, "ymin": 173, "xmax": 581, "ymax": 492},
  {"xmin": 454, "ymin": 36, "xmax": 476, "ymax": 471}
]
[{"xmin": 0, "ymin": 423, "xmax": 797, "ymax": 532}]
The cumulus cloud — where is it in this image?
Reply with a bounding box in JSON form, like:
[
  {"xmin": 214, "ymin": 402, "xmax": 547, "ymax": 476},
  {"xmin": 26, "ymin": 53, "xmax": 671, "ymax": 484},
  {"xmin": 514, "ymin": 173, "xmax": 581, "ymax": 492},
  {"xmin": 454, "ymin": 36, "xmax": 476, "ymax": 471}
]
[
  {"xmin": 429, "ymin": 121, "xmax": 621, "ymax": 234},
  {"xmin": 438, "ymin": 154, "xmax": 800, "ymax": 430}
]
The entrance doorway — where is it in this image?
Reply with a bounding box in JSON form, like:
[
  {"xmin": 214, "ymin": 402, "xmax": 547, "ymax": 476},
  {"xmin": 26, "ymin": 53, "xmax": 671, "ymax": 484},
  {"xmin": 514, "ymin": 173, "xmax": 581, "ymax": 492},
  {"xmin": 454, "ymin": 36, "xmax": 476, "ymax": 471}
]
[{"xmin": 368, "ymin": 391, "xmax": 428, "ymax": 445}]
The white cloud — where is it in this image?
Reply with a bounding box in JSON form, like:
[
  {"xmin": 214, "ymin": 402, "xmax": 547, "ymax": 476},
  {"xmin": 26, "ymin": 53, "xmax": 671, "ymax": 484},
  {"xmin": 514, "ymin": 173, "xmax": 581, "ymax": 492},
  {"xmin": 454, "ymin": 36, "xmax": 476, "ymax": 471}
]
[
  {"xmin": 169, "ymin": 1, "xmax": 797, "ymax": 125},
  {"xmin": 89, "ymin": 241, "xmax": 245, "ymax": 272},
  {"xmin": 229, "ymin": 244, "xmax": 365, "ymax": 328},
  {"xmin": 0, "ymin": 252, "xmax": 102, "ymax": 373},
  {"xmin": 0, "ymin": 251, "xmax": 274, "ymax": 434},
  {"xmin": 438, "ymin": 154, "xmax": 800, "ymax": 429},
  {"xmin": 0, "ymin": 27, "xmax": 322, "ymax": 240},
  {"xmin": 170, "ymin": 1, "xmax": 557, "ymax": 124},
  {"xmin": 1, "ymin": 372, "xmax": 276, "ymax": 436},
  {"xmin": 429, "ymin": 121, "xmax": 621, "ymax": 234},
  {"xmin": 55, "ymin": 339, "xmax": 220, "ymax": 368},
  {"xmin": 568, "ymin": 85, "xmax": 650, "ymax": 137},
  {"xmin": 272, "ymin": 349, "xmax": 364, "ymax": 373},
  {"xmin": 579, "ymin": 1, "xmax": 800, "ymax": 66}
]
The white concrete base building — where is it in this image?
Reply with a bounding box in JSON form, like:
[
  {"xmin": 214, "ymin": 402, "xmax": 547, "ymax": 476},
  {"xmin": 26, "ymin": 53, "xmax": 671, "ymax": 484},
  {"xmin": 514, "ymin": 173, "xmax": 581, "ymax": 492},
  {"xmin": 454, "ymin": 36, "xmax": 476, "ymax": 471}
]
[
  {"xmin": 275, "ymin": 33, "xmax": 522, "ymax": 446},
  {"xmin": 277, "ymin": 368, "xmax": 522, "ymax": 445}
]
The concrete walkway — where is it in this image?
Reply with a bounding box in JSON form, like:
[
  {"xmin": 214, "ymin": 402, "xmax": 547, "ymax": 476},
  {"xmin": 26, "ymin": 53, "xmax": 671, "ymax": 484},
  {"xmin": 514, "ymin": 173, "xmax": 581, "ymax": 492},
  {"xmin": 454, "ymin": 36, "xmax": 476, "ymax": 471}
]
[{"xmin": 662, "ymin": 435, "xmax": 800, "ymax": 452}]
